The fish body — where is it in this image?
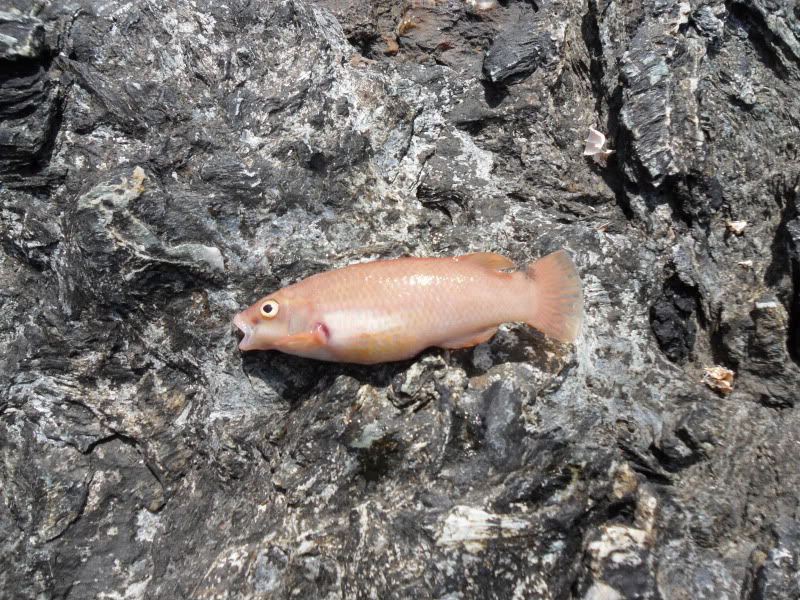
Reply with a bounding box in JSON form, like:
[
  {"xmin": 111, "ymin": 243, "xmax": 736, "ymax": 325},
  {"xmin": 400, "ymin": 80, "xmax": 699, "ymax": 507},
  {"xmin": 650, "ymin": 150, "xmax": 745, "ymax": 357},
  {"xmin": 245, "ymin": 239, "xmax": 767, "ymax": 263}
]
[{"xmin": 233, "ymin": 250, "xmax": 583, "ymax": 364}]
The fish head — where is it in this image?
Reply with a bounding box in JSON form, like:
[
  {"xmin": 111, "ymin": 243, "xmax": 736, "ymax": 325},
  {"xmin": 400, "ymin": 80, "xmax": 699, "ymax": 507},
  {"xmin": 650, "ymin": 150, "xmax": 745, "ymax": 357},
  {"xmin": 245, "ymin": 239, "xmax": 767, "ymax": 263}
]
[{"xmin": 233, "ymin": 290, "xmax": 302, "ymax": 351}]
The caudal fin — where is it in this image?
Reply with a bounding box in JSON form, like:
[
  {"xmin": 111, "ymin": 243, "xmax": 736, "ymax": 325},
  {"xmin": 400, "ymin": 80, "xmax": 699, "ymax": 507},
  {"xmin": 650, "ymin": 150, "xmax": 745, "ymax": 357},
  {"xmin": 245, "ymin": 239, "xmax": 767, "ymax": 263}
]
[{"xmin": 525, "ymin": 250, "xmax": 583, "ymax": 343}]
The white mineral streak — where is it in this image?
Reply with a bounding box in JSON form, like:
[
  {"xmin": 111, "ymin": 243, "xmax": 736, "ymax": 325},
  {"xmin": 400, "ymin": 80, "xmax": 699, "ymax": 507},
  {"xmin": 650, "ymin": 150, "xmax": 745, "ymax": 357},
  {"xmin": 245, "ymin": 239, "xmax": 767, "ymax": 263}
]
[
  {"xmin": 588, "ymin": 525, "xmax": 648, "ymax": 567},
  {"xmin": 437, "ymin": 505, "xmax": 531, "ymax": 552},
  {"xmin": 583, "ymin": 582, "xmax": 623, "ymax": 600},
  {"xmin": 166, "ymin": 243, "xmax": 225, "ymax": 272},
  {"xmin": 755, "ymin": 298, "xmax": 780, "ymax": 310},
  {"xmin": 135, "ymin": 509, "xmax": 164, "ymax": 543},
  {"xmin": 465, "ymin": 0, "xmax": 498, "ymax": 11},
  {"xmin": 79, "ymin": 167, "xmax": 225, "ymax": 274},
  {"xmin": 584, "ymin": 490, "xmax": 658, "ymax": 595}
]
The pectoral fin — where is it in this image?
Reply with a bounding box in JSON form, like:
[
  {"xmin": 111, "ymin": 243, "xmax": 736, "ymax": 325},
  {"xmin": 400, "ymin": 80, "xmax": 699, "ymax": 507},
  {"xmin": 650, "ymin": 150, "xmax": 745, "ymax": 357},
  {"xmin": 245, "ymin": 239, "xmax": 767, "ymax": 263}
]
[
  {"xmin": 273, "ymin": 328, "xmax": 327, "ymax": 352},
  {"xmin": 438, "ymin": 327, "xmax": 498, "ymax": 349}
]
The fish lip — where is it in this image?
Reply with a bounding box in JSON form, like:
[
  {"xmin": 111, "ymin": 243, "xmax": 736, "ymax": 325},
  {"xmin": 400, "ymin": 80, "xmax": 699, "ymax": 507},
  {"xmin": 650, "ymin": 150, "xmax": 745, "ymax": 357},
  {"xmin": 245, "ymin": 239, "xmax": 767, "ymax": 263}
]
[{"xmin": 233, "ymin": 313, "xmax": 254, "ymax": 350}]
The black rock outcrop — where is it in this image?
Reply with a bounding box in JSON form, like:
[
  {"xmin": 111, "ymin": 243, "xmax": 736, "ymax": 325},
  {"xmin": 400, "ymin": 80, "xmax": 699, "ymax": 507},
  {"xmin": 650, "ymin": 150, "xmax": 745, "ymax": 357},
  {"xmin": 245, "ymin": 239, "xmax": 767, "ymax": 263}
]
[{"xmin": 1, "ymin": 1, "xmax": 799, "ymax": 598}]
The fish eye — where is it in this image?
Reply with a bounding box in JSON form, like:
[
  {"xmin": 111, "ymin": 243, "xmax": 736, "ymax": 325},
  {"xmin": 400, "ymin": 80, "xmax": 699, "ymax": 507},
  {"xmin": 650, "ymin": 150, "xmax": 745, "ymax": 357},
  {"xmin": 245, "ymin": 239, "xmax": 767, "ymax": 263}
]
[{"xmin": 260, "ymin": 300, "xmax": 279, "ymax": 318}]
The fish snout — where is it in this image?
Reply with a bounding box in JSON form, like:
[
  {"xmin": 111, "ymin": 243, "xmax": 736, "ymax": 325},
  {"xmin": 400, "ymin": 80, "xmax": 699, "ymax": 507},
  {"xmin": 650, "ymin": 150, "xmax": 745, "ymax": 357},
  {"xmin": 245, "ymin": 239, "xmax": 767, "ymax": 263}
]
[{"xmin": 233, "ymin": 312, "xmax": 255, "ymax": 350}]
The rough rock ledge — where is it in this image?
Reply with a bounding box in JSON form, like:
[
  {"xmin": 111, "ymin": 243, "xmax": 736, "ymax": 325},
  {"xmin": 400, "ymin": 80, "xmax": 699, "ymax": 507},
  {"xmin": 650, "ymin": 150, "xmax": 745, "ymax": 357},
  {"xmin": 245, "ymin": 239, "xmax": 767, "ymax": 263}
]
[{"xmin": 1, "ymin": 0, "xmax": 799, "ymax": 598}]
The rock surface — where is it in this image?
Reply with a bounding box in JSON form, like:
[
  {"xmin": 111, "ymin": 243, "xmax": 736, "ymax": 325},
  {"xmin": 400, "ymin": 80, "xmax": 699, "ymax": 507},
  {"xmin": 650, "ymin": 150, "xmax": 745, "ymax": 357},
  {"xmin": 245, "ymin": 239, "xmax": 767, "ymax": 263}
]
[{"xmin": 1, "ymin": 0, "xmax": 799, "ymax": 598}]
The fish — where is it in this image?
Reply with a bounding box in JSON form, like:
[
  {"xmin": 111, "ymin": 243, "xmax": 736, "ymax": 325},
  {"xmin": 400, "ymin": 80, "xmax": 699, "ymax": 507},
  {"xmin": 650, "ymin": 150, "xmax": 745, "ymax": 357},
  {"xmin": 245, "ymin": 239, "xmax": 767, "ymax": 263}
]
[{"xmin": 233, "ymin": 250, "xmax": 583, "ymax": 364}]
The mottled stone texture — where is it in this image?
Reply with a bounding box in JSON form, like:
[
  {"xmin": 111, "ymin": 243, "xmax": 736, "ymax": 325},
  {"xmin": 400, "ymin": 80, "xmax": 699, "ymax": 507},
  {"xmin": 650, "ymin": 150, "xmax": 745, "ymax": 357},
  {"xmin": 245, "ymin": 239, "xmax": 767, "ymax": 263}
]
[{"xmin": 1, "ymin": 0, "xmax": 799, "ymax": 598}]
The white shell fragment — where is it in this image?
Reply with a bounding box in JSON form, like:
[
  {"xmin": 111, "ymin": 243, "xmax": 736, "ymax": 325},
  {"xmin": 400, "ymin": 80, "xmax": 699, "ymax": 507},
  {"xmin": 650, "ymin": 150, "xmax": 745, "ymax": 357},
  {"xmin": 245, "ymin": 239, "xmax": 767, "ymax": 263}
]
[
  {"xmin": 584, "ymin": 128, "xmax": 606, "ymax": 155},
  {"xmin": 737, "ymin": 260, "xmax": 753, "ymax": 269},
  {"xmin": 725, "ymin": 220, "xmax": 748, "ymax": 235},
  {"xmin": 701, "ymin": 366, "xmax": 735, "ymax": 396},
  {"xmin": 584, "ymin": 127, "xmax": 615, "ymax": 163}
]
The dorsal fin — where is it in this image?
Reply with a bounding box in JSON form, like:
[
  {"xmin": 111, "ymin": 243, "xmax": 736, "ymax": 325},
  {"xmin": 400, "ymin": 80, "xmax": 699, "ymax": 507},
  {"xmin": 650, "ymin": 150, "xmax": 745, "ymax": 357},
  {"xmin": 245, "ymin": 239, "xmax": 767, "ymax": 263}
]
[{"xmin": 456, "ymin": 252, "xmax": 516, "ymax": 271}]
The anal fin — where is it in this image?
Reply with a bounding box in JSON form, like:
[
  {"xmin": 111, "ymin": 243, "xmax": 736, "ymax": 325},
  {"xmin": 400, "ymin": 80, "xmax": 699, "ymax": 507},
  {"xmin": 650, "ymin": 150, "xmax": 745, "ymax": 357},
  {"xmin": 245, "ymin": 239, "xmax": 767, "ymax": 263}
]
[
  {"xmin": 456, "ymin": 252, "xmax": 515, "ymax": 271},
  {"xmin": 438, "ymin": 327, "xmax": 498, "ymax": 349}
]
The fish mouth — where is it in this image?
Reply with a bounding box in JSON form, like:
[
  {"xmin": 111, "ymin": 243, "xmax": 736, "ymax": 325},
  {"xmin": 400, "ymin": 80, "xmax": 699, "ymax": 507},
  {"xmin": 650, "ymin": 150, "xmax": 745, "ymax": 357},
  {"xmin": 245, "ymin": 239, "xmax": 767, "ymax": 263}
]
[{"xmin": 233, "ymin": 313, "xmax": 254, "ymax": 350}]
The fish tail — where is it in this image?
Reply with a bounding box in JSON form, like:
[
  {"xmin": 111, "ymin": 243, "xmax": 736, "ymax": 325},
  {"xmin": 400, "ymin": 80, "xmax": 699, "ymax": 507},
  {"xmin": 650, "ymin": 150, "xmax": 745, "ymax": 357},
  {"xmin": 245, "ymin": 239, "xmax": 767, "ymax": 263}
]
[{"xmin": 524, "ymin": 250, "xmax": 583, "ymax": 343}]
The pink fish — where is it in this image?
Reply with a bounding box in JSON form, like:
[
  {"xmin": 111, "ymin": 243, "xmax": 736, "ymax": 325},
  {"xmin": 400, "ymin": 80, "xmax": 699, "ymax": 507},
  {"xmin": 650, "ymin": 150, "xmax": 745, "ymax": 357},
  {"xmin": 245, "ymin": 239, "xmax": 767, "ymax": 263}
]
[{"xmin": 233, "ymin": 250, "xmax": 583, "ymax": 364}]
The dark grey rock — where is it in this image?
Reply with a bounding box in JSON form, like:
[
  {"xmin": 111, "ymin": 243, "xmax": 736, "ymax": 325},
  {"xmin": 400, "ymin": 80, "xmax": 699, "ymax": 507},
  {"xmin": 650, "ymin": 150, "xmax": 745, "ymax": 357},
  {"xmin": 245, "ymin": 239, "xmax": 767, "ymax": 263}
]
[
  {"xmin": 1, "ymin": 0, "xmax": 799, "ymax": 598},
  {"xmin": 0, "ymin": 12, "xmax": 44, "ymax": 61},
  {"xmin": 650, "ymin": 274, "xmax": 699, "ymax": 363},
  {"xmin": 481, "ymin": 380, "xmax": 529, "ymax": 471},
  {"xmin": 751, "ymin": 517, "xmax": 800, "ymax": 600},
  {"xmin": 483, "ymin": 23, "xmax": 551, "ymax": 85},
  {"xmin": 0, "ymin": 11, "xmax": 56, "ymax": 179}
]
